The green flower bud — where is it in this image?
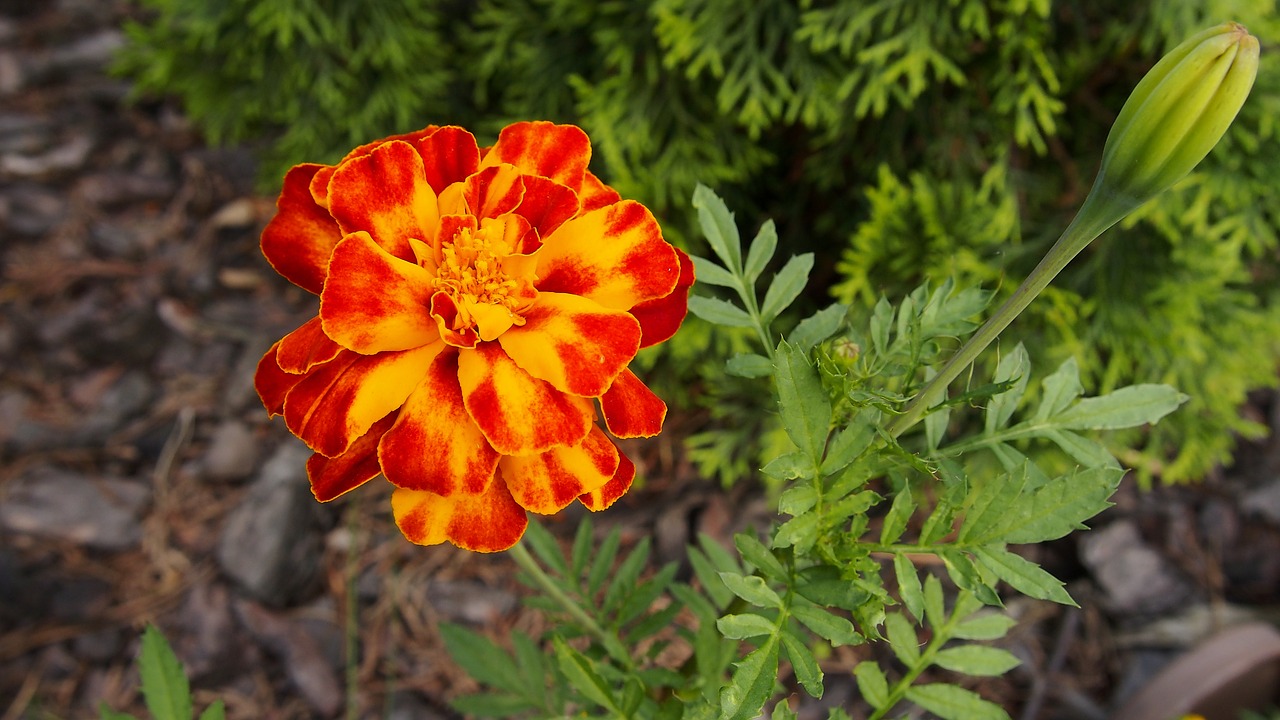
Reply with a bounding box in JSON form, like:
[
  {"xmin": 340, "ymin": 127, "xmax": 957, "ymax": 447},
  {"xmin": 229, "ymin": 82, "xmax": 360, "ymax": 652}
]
[{"xmin": 1095, "ymin": 22, "xmax": 1259, "ymax": 208}]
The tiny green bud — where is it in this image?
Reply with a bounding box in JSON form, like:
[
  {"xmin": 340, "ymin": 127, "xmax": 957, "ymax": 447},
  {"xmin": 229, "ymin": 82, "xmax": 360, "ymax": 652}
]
[{"xmin": 1094, "ymin": 22, "xmax": 1259, "ymax": 208}]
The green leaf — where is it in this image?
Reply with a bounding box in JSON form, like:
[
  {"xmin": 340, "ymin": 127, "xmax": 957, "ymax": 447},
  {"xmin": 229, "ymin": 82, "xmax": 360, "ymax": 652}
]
[
  {"xmin": 553, "ymin": 637, "xmax": 622, "ymax": 714},
  {"xmin": 440, "ymin": 623, "xmax": 521, "ymax": 690},
  {"xmin": 690, "ymin": 551, "xmax": 734, "ymax": 609},
  {"xmin": 736, "ymin": 533, "xmax": 787, "ymax": 580},
  {"xmin": 924, "ymin": 372, "xmax": 951, "ymax": 453},
  {"xmin": 771, "ymin": 699, "xmax": 799, "ymax": 720},
  {"xmin": 691, "ymin": 254, "xmax": 739, "ymax": 288},
  {"xmin": 760, "ymin": 254, "xmax": 814, "ymax": 322},
  {"xmin": 905, "ymin": 683, "xmax": 1011, "ymax": 720},
  {"xmin": 1031, "ymin": 357, "xmax": 1083, "ymax": 423},
  {"xmin": 693, "ymin": 184, "xmax": 742, "ymax": 273},
  {"xmin": 952, "ymin": 613, "xmax": 1018, "ymax": 641},
  {"xmin": 689, "ymin": 296, "xmax": 754, "ymax": 328},
  {"xmin": 879, "ymin": 487, "xmax": 915, "ymax": 545},
  {"xmin": 773, "ymin": 341, "xmax": 832, "ymax": 461},
  {"xmin": 603, "ymin": 538, "xmax": 651, "ymax": 617},
  {"xmin": 795, "ymin": 565, "xmax": 868, "ymax": 610},
  {"xmin": 512, "ymin": 631, "xmax": 548, "ymax": 708},
  {"xmin": 884, "ymin": 612, "xmax": 921, "ymax": 666},
  {"xmin": 718, "ymin": 572, "xmax": 783, "ymax": 609},
  {"xmin": 777, "ymin": 483, "xmax": 818, "ymax": 514},
  {"xmin": 781, "ymin": 631, "xmax": 823, "ymax": 698},
  {"xmin": 853, "ymin": 662, "xmax": 890, "ymax": 710},
  {"xmin": 718, "ymin": 613, "xmax": 778, "ymax": 639},
  {"xmin": 894, "ymin": 554, "xmax": 925, "ymax": 624},
  {"xmin": 923, "ymin": 574, "xmax": 946, "ymax": 631},
  {"xmin": 718, "ymin": 639, "xmax": 780, "ymax": 720},
  {"xmin": 933, "ymin": 645, "xmax": 1021, "ymax": 676},
  {"xmin": 791, "ymin": 603, "xmax": 860, "ymax": 646},
  {"xmin": 818, "ymin": 415, "xmax": 875, "ymax": 476},
  {"xmin": 1043, "ymin": 428, "xmax": 1118, "ymax": 468},
  {"xmin": 196, "ymin": 701, "xmax": 225, "ymax": 720},
  {"xmin": 789, "ymin": 303, "xmax": 847, "ymax": 351},
  {"xmin": 984, "ymin": 344, "xmax": 1030, "ymax": 434},
  {"xmin": 450, "ymin": 693, "xmax": 537, "ymax": 718},
  {"xmin": 571, "ymin": 517, "xmax": 593, "ymax": 580},
  {"xmin": 140, "ymin": 625, "xmax": 192, "ymax": 720},
  {"xmin": 996, "ymin": 466, "xmax": 1123, "ymax": 544},
  {"xmin": 699, "ymin": 533, "xmax": 742, "ymax": 574},
  {"xmin": 938, "ymin": 550, "xmax": 1002, "ymax": 607},
  {"xmin": 773, "ymin": 512, "xmax": 820, "ymax": 553},
  {"xmin": 971, "ymin": 546, "xmax": 1076, "ymax": 606},
  {"xmin": 619, "ymin": 562, "xmax": 678, "ymax": 625},
  {"xmin": 958, "ymin": 465, "xmax": 1030, "ymax": 545},
  {"xmin": 743, "ymin": 219, "xmax": 778, "ymax": 285},
  {"xmin": 98, "ymin": 705, "xmax": 139, "ymax": 720},
  {"xmin": 521, "ymin": 520, "xmax": 568, "ymax": 579},
  {"xmin": 1054, "ymin": 384, "xmax": 1188, "ymax": 429},
  {"xmin": 726, "ymin": 352, "xmax": 775, "ymax": 378},
  {"xmin": 587, "ymin": 528, "xmax": 622, "ymax": 596}
]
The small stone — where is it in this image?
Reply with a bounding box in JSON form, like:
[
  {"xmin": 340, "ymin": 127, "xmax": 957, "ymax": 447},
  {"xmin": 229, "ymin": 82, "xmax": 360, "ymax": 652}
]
[
  {"xmin": 201, "ymin": 420, "xmax": 260, "ymax": 482},
  {"xmin": 217, "ymin": 439, "xmax": 323, "ymax": 606},
  {"xmin": 0, "ymin": 467, "xmax": 151, "ymax": 550},
  {"xmin": 387, "ymin": 691, "xmax": 451, "ymax": 720},
  {"xmin": 1079, "ymin": 521, "xmax": 1197, "ymax": 616},
  {"xmin": 48, "ymin": 30, "xmax": 124, "ymax": 72},
  {"xmin": 170, "ymin": 582, "xmax": 237, "ymax": 682},
  {"xmin": 0, "ymin": 51, "xmax": 22, "ymax": 95},
  {"xmin": 425, "ymin": 579, "xmax": 518, "ymax": 625},
  {"xmin": 4, "ymin": 183, "xmax": 66, "ymax": 236},
  {"xmin": 77, "ymin": 171, "xmax": 175, "ymax": 207},
  {"xmin": 234, "ymin": 599, "xmax": 343, "ymax": 717},
  {"xmin": 0, "ymin": 133, "xmax": 94, "ymax": 178},
  {"xmin": 1241, "ymin": 479, "xmax": 1280, "ymax": 525}
]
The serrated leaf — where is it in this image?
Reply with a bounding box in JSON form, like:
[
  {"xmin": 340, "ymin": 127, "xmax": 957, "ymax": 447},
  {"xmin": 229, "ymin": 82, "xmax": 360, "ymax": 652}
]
[
  {"xmin": 971, "ymin": 546, "xmax": 1075, "ymax": 606},
  {"xmin": 689, "ymin": 296, "xmax": 754, "ymax": 328},
  {"xmin": 571, "ymin": 517, "xmax": 593, "ymax": 580},
  {"xmin": 789, "ymin": 303, "xmax": 847, "ymax": 351},
  {"xmin": 933, "ymin": 645, "xmax": 1021, "ymax": 676},
  {"xmin": 619, "ymin": 563, "xmax": 678, "ymax": 625},
  {"xmin": 512, "ymin": 631, "xmax": 548, "ymax": 708},
  {"xmin": 1043, "ymin": 428, "xmax": 1118, "ymax": 468},
  {"xmin": 958, "ymin": 465, "xmax": 1030, "ymax": 545},
  {"xmin": 781, "ymin": 631, "xmax": 823, "ymax": 698},
  {"xmin": 450, "ymin": 693, "xmax": 537, "ymax": 717},
  {"xmin": 603, "ymin": 537, "xmax": 651, "ymax": 616},
  {"xmin": 718, "ymin": 639, "xmax": 779, "ymax": 720},
  {"xmin": 905, "ymin": 683, "xmax": 1011, "ymax": 720},
  {"xmin": 773, "ymin": 341, "xmax": 831, "ymax": 461},
  {"xmin": 700, "ymin": 533, "xmax": 742, "ymax": 573},
  {"xmin": 884, "ymin": 612, "xmax": 920, "ymax": 666},
  {"xmin": 98, "ymin": 705, "xmax": 140, "ymax": 720},
  {"xmin": 795, "ymin": 565, "xmax": 867, "ymax": 610},
  {"xmin": 994, "ymin": 466, "xmax": 1123, "ymax": 544},
  {"xmin": 773, "ymin": 512, "xmax": 819, "ymax": 553},
  {"xmin": 691, "ymin": 254, "xmax": 739, "ymax": 288},
  {"xmin": 736, "ymin": 533, "xmax": 787, "ymax": 580},
  {"xmin": 726, "ymin": 352, "xmax": 774, "ymax": 378},
  {"xmin": 553, "ymin": 638, "xmax": 621, "ymax": 714},
  {"xmin": 985, "ymin": 344, "xmax": 1030, "ymax": 434},
  {"xmin": 869, "ymin": 297, "xmax": 893, "ymax": 357},
  {"xmin": 952, "ymin": 613, "xmax": 1018, "ymax": 641},
  {"xmin": 743, "ymin": 219, "xmax": 778, "ymax": 285},
  {"xmin": 1054, "ymin": 384, "xmax": 1187, "ymax": 430},
  {"xmin": 777, "ymin": 483, "xmax": 818, "ymax": 515},
  {"xmin": 853, "ymin": 663, "xmax": 890, "ymax": 710},
  {"xmin": 719, "ymin": 572, "xmax": 783, "ymax": 609},
  {"xmin": 693, "ymin": 184, "xmax": 742, "ymax": 272},
  {"xmin": 196, "ymin": 701, "xmax": 225, "ymax": 720},
  {"xmin": 763, "ymin": 452, "xmax": 813, "ymax": 484},
  {"xmin": 718, "ymin": 613, "xmax": 778, "ymax": 639},
  {"xmin": 939, "ymin": 550, "xmax": 1002, "ymax": 607},
  {"xmin": 791, "ymin": 604, "xmax": 860, "ymax": 646},
  {"xmin": 923, "ymin": 574, "xmax": 945, "ymax": 631},
  {"xmin": 587, "ymin": 528, "xmax": 622, "ymax": 595},
  {"xmin": 760, "ymin": 254, "xmax": 814, "ymax": 322},
  {"xmin": 894, "ymin": 554, "xmax": 925, "ymax": 624},
  {"xmin": 1032, "ymin": 357, "xmax": 1083, "ymax": 423},
  {"xmin": 879, "ymin": 487, "xmax": 916, "ymax": 545},
  {"xmin": 924, "ymin": 383, "xmax": 951, "ymax": 453},
  {"xmin": 140, "ymin": 625, "xmax": 192, "ymax": 720},
  {"xmin": 771, "ymin": 699, "xmax": 799, "ymax": 720},
  {"xmin": 440, "ymin": 623, "xmax": 521, "ymax": 690},
  {"xmin": 521, "ymin": 519, "xmax": 568, "ymax": 578},
  {"xmin": 818, "ymin": 416, "xmax": 875, "ymax": 476}
]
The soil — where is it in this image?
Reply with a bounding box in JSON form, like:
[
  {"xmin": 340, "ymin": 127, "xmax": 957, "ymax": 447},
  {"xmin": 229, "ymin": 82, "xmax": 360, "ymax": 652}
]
[{"xmin": 3, "ymin": 3, "xmax": 1279, "ymax": 719}]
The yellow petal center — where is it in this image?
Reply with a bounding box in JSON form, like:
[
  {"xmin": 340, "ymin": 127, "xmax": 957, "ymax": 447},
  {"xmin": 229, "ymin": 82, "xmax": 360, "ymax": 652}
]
[{"xmin": 432, "ymin": 220, "xmax": 537, "ymax": 341}]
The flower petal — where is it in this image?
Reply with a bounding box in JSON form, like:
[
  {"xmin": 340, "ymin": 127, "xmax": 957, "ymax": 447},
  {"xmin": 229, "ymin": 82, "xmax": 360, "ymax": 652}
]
[
  {"xmin": 536, "ymin": 200, "xmax": 679, "ymax": 310},
  {"xmin": 283, "ymin": 343, "xmax": 443, "ymax": 457},
  {"xmin": 600, "ymin": 369, "xmax": 667, "ymax": 438},
  {"xmin": 307, "ymin": 411, "xmax": 397, "ymax": 502},
  {"xmin": 416, "ymin": 126, "xmax": 480, "ymax": 195},
  {"xmin": 464, "ymin": 164, "xmax": 525, "ymax": 220},
  {"xmin": 579, "ymin": 449, "xmax": 636, "ymax": 511},
  {"xmin": 498, "ymin": 292, "xmax": 641, "ymax": 398},
  {"xmin": 457, "ymin": 342, "xmax": 593, "ymax": 455},
  {"xmin": 379, "ymin": 349, "xmax": 500, "ymax": 495},
  {"xmin": 277, "ymin": 315, "xmax": 343, "ymax": 373},
  {"xmin": 579, "ymin": 170, "xmax": 621, "ymax": 213},
  {"xmin": 261, "ymin": 163, "xmax": 342, "ymax": 295},
  {"xmin": 320, "ymin": 231, "xmax": 440, "ymax": 354},
  {"xmin": 255, "ymin": 341, "xmax": 302, "ymax": 417},
  {"xmin": 482, "ymin": 121, "xmax": 590, "ymax": 190},
  {"xmin": 326, "ymin": 140, "xmax": 440, "ymax": 261},
  {"xmin": 391, "ymin": 474, "xmax": 528, "ymax": 552},
  {"xmin": 429, "ymin": 292, "xmax": 481, "ymax": 348},
  {"xmin": 513, "ymin": 174, "xmax": 580, "ymax": 246},
  {"xmin": 500, "ymin": 425, "xmax": 618, "ymax": 514},
  {"xmin": 632, "ymin": 247, "xmax": 694, "ymax": 348},
  {"xmin": 311, "ymin": 126, "xmax": 441, "ymax": 208}
]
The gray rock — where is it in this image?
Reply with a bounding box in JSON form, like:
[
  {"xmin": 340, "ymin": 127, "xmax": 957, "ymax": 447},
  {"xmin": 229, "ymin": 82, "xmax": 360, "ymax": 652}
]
[
  {"xmin": 426, "ymin": 578, "xmax": 518, "ymax": 625},
  {"xmin": 171, "ymin": 582, "xmax": 237, "ymax": 683},
  {"xmin": 386, "ymin": 691, "xmax": 451, "ymax": 720},
  {"xmin": 1, "ymin": 133, "xmax": 94, "ymax": 178},
  {"xmin": 234, "ymin": 598, "xmax": 343, "ymax": 717},
  {"xmin": 1241, "ymin": 479, "xmax": 1280, "ymax": 525},
  {"xmin": 0, "ymin": 466, "xmax": 151, "ymax": 550},
  {"xmin": 1079, "ymin": 520, "xmax": 1197, "ymax": 616},
  {"xmin": 217, "ymin": 439, "xmax": 323, "ymax": 606},
  {"xmin": 4, "ymin": 183, "xmax": 67, "ymax": 236},
  {"xmin": 201, "ymin": 420, "xmax": 260, "ymax": 482},
  {"xmin": 47, "ymin": 30, "xmax": 124, "ymax": 72}
]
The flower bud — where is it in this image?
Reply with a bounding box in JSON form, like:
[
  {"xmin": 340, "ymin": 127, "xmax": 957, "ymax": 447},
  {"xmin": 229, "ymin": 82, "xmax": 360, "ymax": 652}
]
[{"xmin": 1094, "ymin": 22, "xmax": 1259, "ymax": 207}]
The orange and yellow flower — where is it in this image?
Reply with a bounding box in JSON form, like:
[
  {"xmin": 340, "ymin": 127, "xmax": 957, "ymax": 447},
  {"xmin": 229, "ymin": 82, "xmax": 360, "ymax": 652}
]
[{"xmin": 254, "ymin": 122, "xmax": 692, "ymax": 552}]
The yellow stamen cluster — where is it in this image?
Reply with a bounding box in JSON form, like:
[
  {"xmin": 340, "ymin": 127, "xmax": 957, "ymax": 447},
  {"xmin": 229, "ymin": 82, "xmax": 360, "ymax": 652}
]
[{"xmin": 432, "ymin": 225, "xmax": 532, "ymax": 335}]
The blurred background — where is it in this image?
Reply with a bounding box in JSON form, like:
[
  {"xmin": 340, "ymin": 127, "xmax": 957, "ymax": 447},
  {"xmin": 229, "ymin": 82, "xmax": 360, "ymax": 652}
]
[{"xmin": 2, "ymin": 1, "xmax": 1279, "ymax": 718}]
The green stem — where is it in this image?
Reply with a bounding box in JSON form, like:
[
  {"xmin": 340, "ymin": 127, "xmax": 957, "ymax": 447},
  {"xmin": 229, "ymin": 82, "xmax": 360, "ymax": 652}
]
[
  {"xmin": 886, "ymin": 190, "xmax": 1131, "ymax": 439},
  {"xmin": 507, "ymin": 540, "xmax": 634, "ymax": 671}
]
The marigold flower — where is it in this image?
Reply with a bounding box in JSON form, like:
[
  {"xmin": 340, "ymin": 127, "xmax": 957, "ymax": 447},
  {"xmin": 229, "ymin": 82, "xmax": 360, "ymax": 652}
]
[{"xmin": 255, "ymin": 122, "xmax": 693, "ymax": 552}]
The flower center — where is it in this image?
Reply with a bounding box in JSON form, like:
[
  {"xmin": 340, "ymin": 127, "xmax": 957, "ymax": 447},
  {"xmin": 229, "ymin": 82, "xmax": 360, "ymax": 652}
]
[{"xmin": 428, "ymin": 220, "xmax": 538, "ymax": 342}]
